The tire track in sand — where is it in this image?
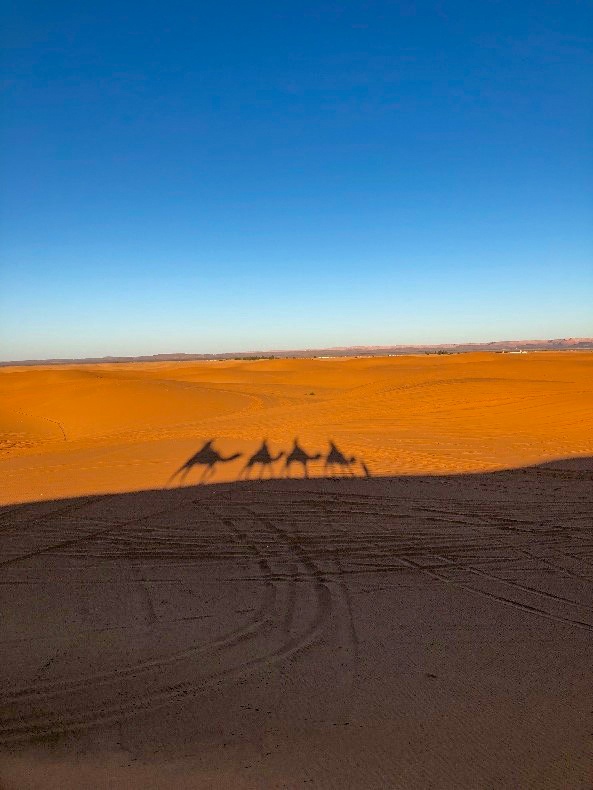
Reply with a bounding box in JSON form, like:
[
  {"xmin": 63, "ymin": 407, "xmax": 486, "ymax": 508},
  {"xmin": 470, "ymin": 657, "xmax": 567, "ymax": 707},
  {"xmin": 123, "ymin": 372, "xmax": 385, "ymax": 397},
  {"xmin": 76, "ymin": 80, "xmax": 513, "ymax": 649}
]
[{"xmin": 0, "ymin": 497, "xmax": 342, "ymax": 744}]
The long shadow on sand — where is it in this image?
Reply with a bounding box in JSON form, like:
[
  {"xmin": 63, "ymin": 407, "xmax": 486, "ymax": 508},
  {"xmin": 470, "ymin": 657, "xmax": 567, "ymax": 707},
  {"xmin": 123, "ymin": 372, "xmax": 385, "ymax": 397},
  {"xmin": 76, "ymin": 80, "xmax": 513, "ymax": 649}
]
[
  {"xmin": 0, "ymin": 456, "xmax": 592, "ymax": 789},
  {"xmin": 169, "ymin": 438, "xmax": 372, "ymax": 485},
  {"xmin": 167, "ymin": 440, "xmax": 243, "ymax": 485}
]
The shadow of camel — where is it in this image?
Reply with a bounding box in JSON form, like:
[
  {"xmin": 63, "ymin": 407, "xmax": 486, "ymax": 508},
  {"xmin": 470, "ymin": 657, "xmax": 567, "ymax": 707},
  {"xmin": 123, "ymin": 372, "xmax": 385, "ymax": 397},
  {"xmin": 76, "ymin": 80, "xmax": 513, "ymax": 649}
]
[
  {"xmin": 168, "ymin": 438, "xmax": 371, "ymax": 485},
  {"xmin": 323, "ymin": 440, "xmax": 358, "ymax": 477},
  {"xmin": 168, "ymin": 440, "xmax": 242, "ymax": 485},
  {"xmin": 283, "ymin": 438, "xmax": 322, "ymax": 479},
  {"xmin": 240, "ymin": 440, "xmax": 284, "ymax": 480}
]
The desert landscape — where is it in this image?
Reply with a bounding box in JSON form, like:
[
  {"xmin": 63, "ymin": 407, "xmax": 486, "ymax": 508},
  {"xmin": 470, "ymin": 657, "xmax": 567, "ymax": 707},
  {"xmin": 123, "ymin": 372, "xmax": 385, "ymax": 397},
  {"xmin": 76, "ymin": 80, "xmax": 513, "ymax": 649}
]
[{"xmin": 1, "ymin": 352, "xmax": 592, "ymax": 788}]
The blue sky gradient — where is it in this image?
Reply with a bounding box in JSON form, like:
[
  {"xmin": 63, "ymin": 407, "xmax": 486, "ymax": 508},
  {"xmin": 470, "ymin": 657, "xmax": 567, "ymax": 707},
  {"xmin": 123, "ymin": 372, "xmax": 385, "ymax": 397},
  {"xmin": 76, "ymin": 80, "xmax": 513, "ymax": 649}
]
[{"xmin": 2, "ymin": 1, "xmax": 592, "ymax": 359}]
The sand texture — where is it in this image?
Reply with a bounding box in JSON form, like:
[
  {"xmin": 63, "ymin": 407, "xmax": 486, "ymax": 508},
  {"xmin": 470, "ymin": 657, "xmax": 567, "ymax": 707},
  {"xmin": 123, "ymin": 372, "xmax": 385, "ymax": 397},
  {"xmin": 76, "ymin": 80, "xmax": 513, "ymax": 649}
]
[{"xmin": 1, "ymin": 353, "xmax": 592, "ymax": 788}]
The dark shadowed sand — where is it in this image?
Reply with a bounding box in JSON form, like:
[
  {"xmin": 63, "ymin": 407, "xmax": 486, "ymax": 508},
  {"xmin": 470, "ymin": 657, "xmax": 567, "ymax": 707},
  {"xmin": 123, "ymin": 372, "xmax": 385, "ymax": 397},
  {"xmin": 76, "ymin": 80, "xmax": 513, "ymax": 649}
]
[{"xmin": 1, "ymin": 460, "xmax": 592, "ymax": 789}]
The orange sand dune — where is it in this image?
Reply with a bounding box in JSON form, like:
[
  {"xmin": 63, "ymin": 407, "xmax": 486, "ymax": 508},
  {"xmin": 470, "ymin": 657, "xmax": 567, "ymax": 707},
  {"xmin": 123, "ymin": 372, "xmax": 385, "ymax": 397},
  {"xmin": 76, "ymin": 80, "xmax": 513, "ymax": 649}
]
[{"xmin": 1, "ymin": 352, "xmax": 592, "ymax": 505}]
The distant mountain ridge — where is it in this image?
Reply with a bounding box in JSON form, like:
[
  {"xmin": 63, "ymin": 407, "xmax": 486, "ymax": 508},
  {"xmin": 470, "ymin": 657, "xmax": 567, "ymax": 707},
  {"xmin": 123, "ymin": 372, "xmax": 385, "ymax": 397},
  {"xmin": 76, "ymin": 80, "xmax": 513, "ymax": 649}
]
[{"xmin": 2, "ymin": 338, "xmax": 592, "ymax": 367}]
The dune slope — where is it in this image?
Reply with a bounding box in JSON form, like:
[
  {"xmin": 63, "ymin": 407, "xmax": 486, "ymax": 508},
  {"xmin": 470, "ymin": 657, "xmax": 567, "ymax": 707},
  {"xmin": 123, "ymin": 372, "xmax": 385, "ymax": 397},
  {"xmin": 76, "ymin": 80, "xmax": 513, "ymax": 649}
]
[{"xmin": 0, "ymin": 352, "xmax": 592, "ymax": 504}]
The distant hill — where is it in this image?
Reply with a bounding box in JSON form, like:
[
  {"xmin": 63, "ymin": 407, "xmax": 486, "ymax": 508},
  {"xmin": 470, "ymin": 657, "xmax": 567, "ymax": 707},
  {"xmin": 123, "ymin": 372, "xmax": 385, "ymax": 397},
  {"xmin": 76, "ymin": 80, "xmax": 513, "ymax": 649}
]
[{"xmin": 2, "ymin": 338, "xmax": 592, "ymax": 367}]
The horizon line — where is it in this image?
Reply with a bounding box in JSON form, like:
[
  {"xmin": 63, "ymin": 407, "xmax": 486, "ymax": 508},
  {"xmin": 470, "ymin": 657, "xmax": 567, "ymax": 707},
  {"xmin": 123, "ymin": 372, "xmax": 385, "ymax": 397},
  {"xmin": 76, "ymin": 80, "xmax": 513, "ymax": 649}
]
[{"xmin": 2, "ymin": 336, "xmax": 592, "ymax": 367}]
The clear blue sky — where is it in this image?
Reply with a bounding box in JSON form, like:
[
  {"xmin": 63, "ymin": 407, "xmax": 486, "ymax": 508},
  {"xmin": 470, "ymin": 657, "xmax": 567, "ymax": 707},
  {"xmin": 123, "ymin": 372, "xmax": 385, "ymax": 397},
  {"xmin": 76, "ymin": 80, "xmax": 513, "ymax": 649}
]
[{"xmin": 2, "ymin": 1, "xmax": 592, "ymax": 359}]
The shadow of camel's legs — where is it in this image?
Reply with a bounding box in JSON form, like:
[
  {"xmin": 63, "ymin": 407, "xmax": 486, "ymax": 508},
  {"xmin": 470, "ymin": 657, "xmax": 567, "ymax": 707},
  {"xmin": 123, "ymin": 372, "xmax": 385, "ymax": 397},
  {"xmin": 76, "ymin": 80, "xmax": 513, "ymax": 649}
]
[
  {"xmin": 178, "ymin": 467, "xmax": 192, "ymax": 486},
  {"xmin": 201, "ymin": 465, "xmax": 217, "ymax": 484},
  {"xmin": 198, "ymin": 465, "xmax": 211, "ymax": 484},
  {"xmin": 166, "ymin": 470, "xmax": 180, "ymax": 488},
  {"xmin": 327, "ymin": 463, "xmax": 340, "ymax": 480},
  {"xmin": 284, "ymin": 461, "xmax": 292, "ymax": 479}
]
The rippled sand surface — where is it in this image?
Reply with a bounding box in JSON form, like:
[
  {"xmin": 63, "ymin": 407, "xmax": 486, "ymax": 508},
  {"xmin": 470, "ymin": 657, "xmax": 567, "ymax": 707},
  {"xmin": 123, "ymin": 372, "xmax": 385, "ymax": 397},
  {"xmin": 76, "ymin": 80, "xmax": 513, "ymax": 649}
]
[{"xmin": 1, "ymin": 352, "xmax": 592, "ymax": 503}]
